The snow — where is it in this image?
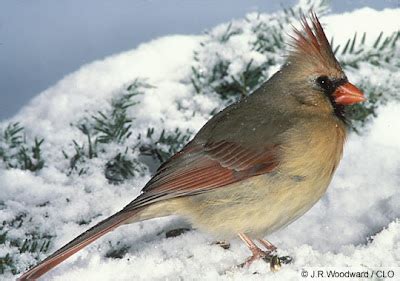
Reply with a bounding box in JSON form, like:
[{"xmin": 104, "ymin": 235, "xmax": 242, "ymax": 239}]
[
  {"xmin": 324, "ymin": 7, "xmax": 400, "ymax": 45},
  {"xmin": 1, "ymin": 3, "xmax": 400, "ymax": 281}
]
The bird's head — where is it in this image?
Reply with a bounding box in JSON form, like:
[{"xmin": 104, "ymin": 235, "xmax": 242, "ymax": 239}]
[{"xmin": 279, "ymin": 13, "xmax": 365, "ymax": 120}]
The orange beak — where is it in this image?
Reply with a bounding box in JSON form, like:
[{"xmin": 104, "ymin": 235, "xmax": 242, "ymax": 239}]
[{"xmin": 333, "ymin": 82, "xmax": 366, "ymax": 105}]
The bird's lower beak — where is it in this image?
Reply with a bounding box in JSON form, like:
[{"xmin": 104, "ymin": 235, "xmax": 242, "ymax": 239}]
[{"xmin": 333, "ymin": 82, "xmax": 366, "ymax": 105}]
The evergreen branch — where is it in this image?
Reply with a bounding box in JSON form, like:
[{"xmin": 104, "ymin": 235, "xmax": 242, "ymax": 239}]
[
  {"xmin": 139, "ymin": 128, "xmax": 192, "ymax": 164},
  {"xmin": 105, "ymin": 147, "xmax": 146, "ymax": 184},
  {"xmin": 0, "ymin": 123, "xmax": 45, "ymax": 171}
]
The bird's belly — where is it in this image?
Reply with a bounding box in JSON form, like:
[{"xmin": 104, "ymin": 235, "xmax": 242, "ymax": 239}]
[{"xmin": 177, "ymin": 171, "xmax": 331, "ymax": 239}]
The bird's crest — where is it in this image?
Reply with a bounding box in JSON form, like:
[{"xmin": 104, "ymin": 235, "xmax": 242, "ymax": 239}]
[{"xmin": 288, "ymin": 13, "xmax": 341, "ymax": 72}]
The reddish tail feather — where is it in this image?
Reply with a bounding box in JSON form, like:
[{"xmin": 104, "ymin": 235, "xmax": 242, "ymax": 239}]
[{"xmin": 18, "ymin": 210, "xmax": 140, "ymax": 280}]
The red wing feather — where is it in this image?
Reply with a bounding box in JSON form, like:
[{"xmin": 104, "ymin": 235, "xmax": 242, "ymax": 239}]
[{"xmin": 126, "ymin": 141, "xmax": 279, "ymax": 209}]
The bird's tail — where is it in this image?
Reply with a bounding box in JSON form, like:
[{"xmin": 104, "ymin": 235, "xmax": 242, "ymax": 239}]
[{"xmin": 18, "ymin": 208, "xmax": 144, "ymax": 281}]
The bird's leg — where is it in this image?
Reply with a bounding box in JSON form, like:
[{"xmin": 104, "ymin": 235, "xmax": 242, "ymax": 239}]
[
  {"xmin": 238, "ymin": 233, "xmax": 292, "ymax": 271},
  {"xmin": 238, "ymin": 233, "xmax": 274, "ymax": 268},
  {"xmin": 258, "ymin": 238, "xmax": 293, "ymax": 266},
  {"xmin": 258, "ymin": 238, "xmax": 277, "ymax": 252}
]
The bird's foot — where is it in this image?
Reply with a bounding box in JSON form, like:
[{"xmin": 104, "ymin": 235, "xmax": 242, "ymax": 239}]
[
  {"xmin": 258, "ymin": 238, "xmax": 292, "ymax": 265},
  {"xmin": 238, "ymin": 233, "xmax": 292, "ymax": 271},
  {"xmin": 240, "ymin": 249, "xmax": 290, "ymax": 272},
  {"xmin": 239, "ymin": 246, "xmax": 270, "ymax": 267}
]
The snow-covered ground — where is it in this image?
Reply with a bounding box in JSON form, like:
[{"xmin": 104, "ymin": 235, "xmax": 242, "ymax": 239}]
[{"xmin": 1, "ymin": 2, "xmax": 400, "ymax": 280}]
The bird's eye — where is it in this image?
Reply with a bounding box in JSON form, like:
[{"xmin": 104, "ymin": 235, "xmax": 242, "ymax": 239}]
[{"xmin": 316, "ymin": 75, "xmax": 334, "ymax": 93}]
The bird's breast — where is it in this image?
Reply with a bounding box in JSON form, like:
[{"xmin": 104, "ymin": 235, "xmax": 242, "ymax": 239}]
[{"xmin": 279, "ymin": 116, "xmax": 346, "ymax": 190}]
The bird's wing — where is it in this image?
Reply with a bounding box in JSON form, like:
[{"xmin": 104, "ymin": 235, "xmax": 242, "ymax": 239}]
[{"xmin": 123, "ymin": 139, "xmax": 280, "ymax": 210}]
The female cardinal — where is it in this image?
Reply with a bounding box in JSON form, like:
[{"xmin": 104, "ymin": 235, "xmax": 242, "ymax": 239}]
[{"xmin": 19, "ymin": 13, "xmax": 365, "ymax": 280}]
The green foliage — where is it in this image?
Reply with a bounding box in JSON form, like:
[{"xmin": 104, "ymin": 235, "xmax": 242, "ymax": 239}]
[
  {"xmin": 0, "ymin": 214, "xmax": 52, "ymax": 275},
  {"xmin": 105, "ymin": 241, "xmax": 130, "ymax": 259},
  {"xmin": 334, "ymin": 31, "xmax": 400, "ymax": 68},
  {"xmin": 63, "ymin": 140, "xmax": 92, "ymax": 176},
  {"xmin": 139, "ymin": 128, "xmax": 192, "ymax": 164},
  {"xmin": 92, "ymin": 110, "xmax": 132, "ymax": 144},
  {"xmin": 63, "ymin": 80, "xmax": 148, "ymax": 179},
  {"xmin": 0, "ymin": 123, "xmax": 45, "ymax": 171},
  {"xmin": 0, "ymin": 123, "xmax": 24, "ymax": 148},
  {"xmin": 191, "ymin": 28, "xmax": 270, "ymax": 100},
  {"xmin": 250, "ymin": 7, "xmax": 298, "ymax": 55},
  {"xmin": 62, "ymin": 79, "xmax": 192, "ymax": 183},
  {"xmin": 190, "ymin": 0, "xmax": 329, "ymax": 103},
  {"xmin": 92, "ymin": 80, "xmax": 147, "ymax": 144},
  {"xmin": 217, "ymin": 22, "xmax": 243, "ymax": 43},
  {"xmin": 90, "ymin": 79, "xmax": 148, "ymax": 145},
  {"xmin": 191, "ymin": 17, "xmax": 266, "ymax": 100},
  {"xmin": 62, "ymin": 123, "xmax": 98, "ymax": 176},
  {"xmin": 0, "ymin": 253, "xmax": 16, "ymax": 275},
  {"xmin": 105, "ymin": 147, "xmax": 145, "ymax": 184},
  {"xmin": 13, "ymin": 138, "xmax": 45, "ymax": 172},
  {"xmin": 213, "ymin": 59, "xmax": 266, "ymax": 99}
]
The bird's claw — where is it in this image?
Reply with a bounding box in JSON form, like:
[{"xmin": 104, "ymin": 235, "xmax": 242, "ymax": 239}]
[
  {"xmin": 268, "ymin": 255, "xmax": 281, "ymax": 272},
  {"xmin": 278, "ymin": 255, "xmax": 293, "ymax": 264},
  {"xmin": 240, "ymin": 253, "xmax": 293, "ymax": 271},
  {"xmin": 265, "ymin": 255, "xmax": 292, "ymax": 271},
  {"xmin": 238, "ymin": 233, "xmax": 292, "ymax": 271}
]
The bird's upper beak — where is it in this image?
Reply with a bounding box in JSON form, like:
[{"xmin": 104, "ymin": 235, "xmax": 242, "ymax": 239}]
[{"xmin": 333, "ymin": 82, "xmax": 366, "ymax": 105}]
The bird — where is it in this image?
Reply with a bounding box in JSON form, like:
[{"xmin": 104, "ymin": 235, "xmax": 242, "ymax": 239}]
[{"xmin": 19, "ymin": 13, "xmax": 365, "ymax": 280}]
